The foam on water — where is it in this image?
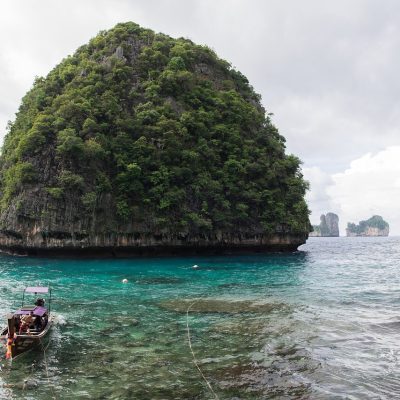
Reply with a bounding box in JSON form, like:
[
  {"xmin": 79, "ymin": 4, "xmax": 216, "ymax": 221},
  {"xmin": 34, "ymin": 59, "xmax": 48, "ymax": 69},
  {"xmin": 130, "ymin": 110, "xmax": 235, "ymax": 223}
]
[
  {"xmin": 0, "ymin": 237, "xmax": 399, "ymax": 398},
  {"xmin": 52, "ymin": 313, "xmax": 67, "ymax": 326}
]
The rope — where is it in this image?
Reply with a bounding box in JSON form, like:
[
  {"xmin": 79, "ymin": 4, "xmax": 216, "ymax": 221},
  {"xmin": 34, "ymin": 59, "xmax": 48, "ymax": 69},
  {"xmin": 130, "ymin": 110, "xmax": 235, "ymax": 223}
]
[
  {"xmin": 186, "ymin": 301, "xmax": 219, "ymax": 400},
  {"xmin": 39, "ymin": 335, "xmax": 57, "ymax": 400}
]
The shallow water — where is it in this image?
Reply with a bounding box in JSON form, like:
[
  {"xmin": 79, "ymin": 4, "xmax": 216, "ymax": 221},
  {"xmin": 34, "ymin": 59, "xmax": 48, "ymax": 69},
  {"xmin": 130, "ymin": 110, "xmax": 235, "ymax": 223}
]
[{"xmin": 1, "ymin": 237, "xmax": 400, "ymax": 399}]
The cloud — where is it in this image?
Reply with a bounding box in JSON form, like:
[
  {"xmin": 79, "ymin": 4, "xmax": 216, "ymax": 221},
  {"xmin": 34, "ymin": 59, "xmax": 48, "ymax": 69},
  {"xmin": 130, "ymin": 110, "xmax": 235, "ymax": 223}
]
[
  {"xmin": 327, "ymin": 147, "xmax": 400, "ymax": 235},
  {"xmin": 1, "ymin": 0, "xmax": 400, "ymax": 170},
  {"xmin": 303, "ymin": 166, "xmax": 338, "ymax": 225}
]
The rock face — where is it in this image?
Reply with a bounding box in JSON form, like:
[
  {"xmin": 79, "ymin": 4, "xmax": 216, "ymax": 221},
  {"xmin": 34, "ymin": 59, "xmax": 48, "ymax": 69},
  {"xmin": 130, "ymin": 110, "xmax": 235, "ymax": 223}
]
[
  {"xmin": 0, "ymin": 22, "xmax": 310, "ymax": 256},
  {"xmin": 346, "ymin": 215, "xmax": 389, "ymax": 237},
  {"xmin": 309, "ymin": 213, "xmax": 339, "ymax": 237}
]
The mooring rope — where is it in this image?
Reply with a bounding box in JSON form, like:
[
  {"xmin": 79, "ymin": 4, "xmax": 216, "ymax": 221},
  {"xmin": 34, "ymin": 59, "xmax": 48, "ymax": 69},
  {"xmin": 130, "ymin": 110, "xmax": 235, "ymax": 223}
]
[
  {"xmin": 39, "ymin": 336, "xmax": 57, "ymax": 400},
  {"xmin": 186, "ymin": 301, "xmax": 219, "ymax": 400}
]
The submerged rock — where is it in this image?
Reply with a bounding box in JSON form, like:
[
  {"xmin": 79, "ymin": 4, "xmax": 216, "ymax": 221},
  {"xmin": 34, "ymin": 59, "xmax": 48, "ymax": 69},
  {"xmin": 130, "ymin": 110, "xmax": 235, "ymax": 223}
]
[
  {"xmin": 210, "ymin": 318, "xmax": 268, "ymax": 336},
  {"xmin": 159, "ymin": 298, "xmax": 289, "ymax": 314},
  {"xmin": 3, "ymin": 379, "xmax": 39, "ymax": 390},
  {"xmin": 135, "ymin": 277, "xmax": 185, "ymax": 285},
  {"xmin": 99, "ymin": 316, "xmax": 140, "ymax": 335}
]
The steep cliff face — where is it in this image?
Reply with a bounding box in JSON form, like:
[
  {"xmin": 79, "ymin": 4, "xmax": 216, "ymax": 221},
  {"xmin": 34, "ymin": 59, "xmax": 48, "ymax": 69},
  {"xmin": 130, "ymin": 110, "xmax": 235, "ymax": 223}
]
[
  {"xmin": 346, "ymin": 216, "xmax": 389, "ymax": 237},
  {"xmin": 0, "ymin": 22, "xmax": 310, "ymax": 256},
  {"xmin": 309, "ymin": 213, "xmax": 339, "ymax": 237}
]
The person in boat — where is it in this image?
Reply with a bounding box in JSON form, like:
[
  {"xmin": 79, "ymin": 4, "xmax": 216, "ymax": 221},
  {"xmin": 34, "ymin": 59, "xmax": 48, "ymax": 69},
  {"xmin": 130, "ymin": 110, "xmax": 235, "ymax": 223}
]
[
  {"xmin": 14, "ymin": 315, "xmax": 21, "ymax": 333},
  {"xmin": 19, "ymin": 312, "xmax": 35, "ymax": 334},
  {"xmin": 34, "ymin": 314, "xmax": 43, "ymax": 331},
  {"xmin": 34, "ymin": 298, "xmax": 47, "ymax": 331},
  {"xmin": 35, "ymin": 298, "xmax": 45, "ymax": 307}
]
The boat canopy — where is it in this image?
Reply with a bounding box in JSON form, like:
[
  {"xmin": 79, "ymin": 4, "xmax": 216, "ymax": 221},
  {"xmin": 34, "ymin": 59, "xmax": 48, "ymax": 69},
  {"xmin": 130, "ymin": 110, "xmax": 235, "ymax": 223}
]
[
  {"xmin": 14, "ymin": 306, "xmax": 47, "ymax": 316},
  {"xmin": 24, "ymin": 287, "xmax": 49, "ymax": 294}
]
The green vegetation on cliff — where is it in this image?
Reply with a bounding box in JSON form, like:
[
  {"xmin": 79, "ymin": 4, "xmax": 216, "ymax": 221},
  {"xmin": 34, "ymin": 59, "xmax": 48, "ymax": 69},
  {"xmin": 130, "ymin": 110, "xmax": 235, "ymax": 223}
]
[
  {"xmin": 0, "ymin": 22, "xmax": 310, "ymax": 241},
  {"xmin": 347, "ymin": 215, "xmax": 389, "ymax": 235}
]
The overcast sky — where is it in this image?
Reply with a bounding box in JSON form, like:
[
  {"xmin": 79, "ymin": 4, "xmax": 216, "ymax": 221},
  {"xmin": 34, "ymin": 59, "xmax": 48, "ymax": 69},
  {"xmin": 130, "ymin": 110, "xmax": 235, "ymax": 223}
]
[{"xmin": 1, "ymin": 0, "xmax": 399, "ymax": 234}]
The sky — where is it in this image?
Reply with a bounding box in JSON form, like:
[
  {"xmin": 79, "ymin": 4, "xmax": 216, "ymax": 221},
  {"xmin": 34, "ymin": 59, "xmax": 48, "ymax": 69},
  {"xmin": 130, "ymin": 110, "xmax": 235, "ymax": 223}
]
[{"xmin": 1, "ymin": 0, "xmax": 399, "ymax": 234}]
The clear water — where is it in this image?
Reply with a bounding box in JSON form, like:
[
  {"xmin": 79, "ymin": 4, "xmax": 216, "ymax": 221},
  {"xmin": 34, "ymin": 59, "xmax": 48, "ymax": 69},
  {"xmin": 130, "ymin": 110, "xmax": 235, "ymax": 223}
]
[{"xmin": 1, "ymin": 237, "xmax": 400, "ymax": 399}]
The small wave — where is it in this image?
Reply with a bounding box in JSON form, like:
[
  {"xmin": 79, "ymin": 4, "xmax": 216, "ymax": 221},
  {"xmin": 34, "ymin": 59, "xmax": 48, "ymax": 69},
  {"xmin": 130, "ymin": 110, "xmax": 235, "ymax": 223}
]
[{"xmin": 53, "ymin": 313, "xmax": 67, "ymax": 326}]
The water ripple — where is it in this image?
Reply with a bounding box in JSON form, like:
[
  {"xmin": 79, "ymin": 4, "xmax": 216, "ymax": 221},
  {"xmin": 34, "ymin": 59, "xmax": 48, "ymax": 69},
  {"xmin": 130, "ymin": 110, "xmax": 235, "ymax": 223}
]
[{"xmin": 0, "ymin": 238, "xmax": 399, "ymax": 398}]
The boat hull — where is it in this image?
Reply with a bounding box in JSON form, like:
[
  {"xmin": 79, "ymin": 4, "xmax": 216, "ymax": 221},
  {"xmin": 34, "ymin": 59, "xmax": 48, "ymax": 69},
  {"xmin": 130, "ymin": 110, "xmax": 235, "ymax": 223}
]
[{"xmin": 1, "ymin": 319, "xmax": 52, "ymax": 359}]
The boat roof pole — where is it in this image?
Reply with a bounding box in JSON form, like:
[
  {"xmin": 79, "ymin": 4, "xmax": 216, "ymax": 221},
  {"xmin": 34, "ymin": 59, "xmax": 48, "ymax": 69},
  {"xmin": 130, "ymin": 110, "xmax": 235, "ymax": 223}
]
[{"xmin": 21, "ymin": 288, "xmax": 26, "ymax": 308}]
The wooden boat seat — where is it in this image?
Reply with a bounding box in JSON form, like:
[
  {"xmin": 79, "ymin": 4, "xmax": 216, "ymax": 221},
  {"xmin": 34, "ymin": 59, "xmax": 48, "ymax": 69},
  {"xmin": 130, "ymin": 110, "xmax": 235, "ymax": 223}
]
[{"xmin": 21, "ymin": 306, "xmax": 36, "ymax": 311}]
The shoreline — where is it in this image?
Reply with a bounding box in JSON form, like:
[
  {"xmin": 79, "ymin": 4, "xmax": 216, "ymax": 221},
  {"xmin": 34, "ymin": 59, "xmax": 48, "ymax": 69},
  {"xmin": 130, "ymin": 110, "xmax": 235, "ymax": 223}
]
[{"xmin": 0, "ymin": 242, "xmax": 304, "ymax": 258}]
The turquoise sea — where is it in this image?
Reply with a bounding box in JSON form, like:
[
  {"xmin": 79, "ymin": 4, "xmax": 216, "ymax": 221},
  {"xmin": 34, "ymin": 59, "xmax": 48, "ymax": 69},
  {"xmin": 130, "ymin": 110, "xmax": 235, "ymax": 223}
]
[{"xmin": 1, "ymin": 237, "xmax": 400, "ymax": 399}]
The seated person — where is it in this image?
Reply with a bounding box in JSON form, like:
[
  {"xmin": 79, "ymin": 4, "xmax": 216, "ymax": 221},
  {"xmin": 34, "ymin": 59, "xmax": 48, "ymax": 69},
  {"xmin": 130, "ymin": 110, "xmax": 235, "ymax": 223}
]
[
  {"xmin": 35, "ymin": 298, "xmax": 45, "ymax": 307},
  {"xmin": 19, "ymin": 312, "xmax": 35, "ymax": 334},
  {"xmin": 14, "ymin": 316, "xmax": 20, "ymax": 333},
  {"xmin": 34, "ymin": 313, "xmax": 48, "ymax": 331},
  {"xmin": 42, "ymin": 314, "xmax": 48, "ymax": 328}
]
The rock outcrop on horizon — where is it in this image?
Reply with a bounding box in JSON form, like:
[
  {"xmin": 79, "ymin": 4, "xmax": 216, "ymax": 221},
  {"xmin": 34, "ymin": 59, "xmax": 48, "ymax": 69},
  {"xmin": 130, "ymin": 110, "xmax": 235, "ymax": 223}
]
[
  {"xmin": 0, "ymin": 22, "xmax": 310, "ymax": 256},
  {"xmin": 346, "ymin": 215, "xmax": 389, "ymax": 237},
  {"xmin": 309, "ymin": 213, "xmax": 339, "ymax": 237}
]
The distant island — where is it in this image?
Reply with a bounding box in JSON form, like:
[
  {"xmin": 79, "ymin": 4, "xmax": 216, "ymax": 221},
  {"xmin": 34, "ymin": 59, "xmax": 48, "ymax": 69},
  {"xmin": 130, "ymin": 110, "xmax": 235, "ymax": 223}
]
[
  {"xmin": 346, "ymin": 215, "xmax": 389, "ymax": 237},
  {"xmin": 309, "ymin": 213, "xmax": 339, "ymax": 237}
]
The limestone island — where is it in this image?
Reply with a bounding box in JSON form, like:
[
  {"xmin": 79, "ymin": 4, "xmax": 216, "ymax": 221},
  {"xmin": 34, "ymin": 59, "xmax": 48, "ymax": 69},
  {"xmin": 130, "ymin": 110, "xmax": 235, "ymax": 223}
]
[
  {"xmin": 346, "ymin": 215, "xmax": 389, "ymax": 237},
  {"xmin": 0, "ymin": 22, "xmax": 310, "ymax": 257},
  {"xmin": 309, "ymin": 213, "xmax": 339, "ymax": 237}
]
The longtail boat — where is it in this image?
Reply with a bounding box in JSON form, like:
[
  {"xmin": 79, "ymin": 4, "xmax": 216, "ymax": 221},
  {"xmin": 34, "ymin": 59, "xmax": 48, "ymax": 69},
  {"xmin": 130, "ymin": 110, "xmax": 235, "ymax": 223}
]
[{"xmin": 1, "ymin": 286, "xmax": 52, "ymax": 360}]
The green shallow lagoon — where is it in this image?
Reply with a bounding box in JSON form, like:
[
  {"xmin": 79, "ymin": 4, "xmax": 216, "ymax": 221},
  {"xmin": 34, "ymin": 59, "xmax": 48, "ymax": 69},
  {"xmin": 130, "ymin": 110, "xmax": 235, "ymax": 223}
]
[{"xmin": 1, "ymin": 237, "xmax": 400, "ymax": 399}]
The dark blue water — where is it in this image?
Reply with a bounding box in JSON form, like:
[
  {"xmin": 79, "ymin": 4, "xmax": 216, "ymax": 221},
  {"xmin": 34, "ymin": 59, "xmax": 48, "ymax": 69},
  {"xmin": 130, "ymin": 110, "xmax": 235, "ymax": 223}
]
[{"xmin": 1, "ymin": 237, "xmax": 400, "ymax": 399}]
